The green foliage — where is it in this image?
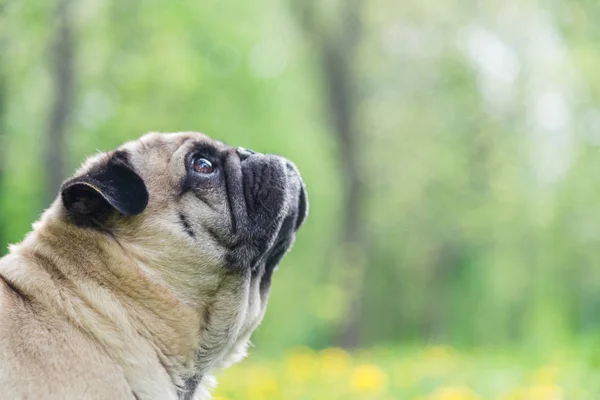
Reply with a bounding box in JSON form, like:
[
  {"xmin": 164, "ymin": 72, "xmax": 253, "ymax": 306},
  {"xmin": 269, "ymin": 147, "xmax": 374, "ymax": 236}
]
[{"xmin": 2, "ymin": 0, "xmax": 600, "ymax": 353}]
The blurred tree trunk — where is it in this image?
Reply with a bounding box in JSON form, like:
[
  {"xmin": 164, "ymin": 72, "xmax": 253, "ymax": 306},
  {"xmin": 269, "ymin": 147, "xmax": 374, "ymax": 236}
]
[
  {"xmin": 291, "ymin": 0, "xmax": 366, "ymax": 348},
  {"xmin": 44, "ymin": 0, "xmax": 75, "ymax": 205},
  {"xmin": 0, "ymin": 40, "xmax": 6, "ymax": 255}
]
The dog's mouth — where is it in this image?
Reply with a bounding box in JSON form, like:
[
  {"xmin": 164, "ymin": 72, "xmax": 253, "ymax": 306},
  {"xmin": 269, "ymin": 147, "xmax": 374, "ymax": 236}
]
[{"xmin": 220, "ymin": 149, "xmax": 307, "ymax": 270}]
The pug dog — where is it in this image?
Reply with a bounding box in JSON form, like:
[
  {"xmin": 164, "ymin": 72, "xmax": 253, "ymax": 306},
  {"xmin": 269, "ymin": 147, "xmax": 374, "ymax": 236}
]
[{"xmin": 0, "ymin": 132, "xmax": 308, "ymax": 400}]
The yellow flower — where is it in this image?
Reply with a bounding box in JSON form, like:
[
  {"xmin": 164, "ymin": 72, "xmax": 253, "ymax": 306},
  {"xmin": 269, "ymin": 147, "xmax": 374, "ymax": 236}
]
[
  {"xmin": 350, "ymin": 364, "xmax": 388, "ymax": 395},
  {"xmin": 501, "ymin": 385, "xmax": 563, "ymax": 400},
  {"xmin": 500, "ymin": 388, "xmax": 526, "ymax": 400},
  {"xmin": 524, "ymin": 385, "xmax": 563, "ymax": 400},
  {"xmin": 319, "ymin": 347, "xmax": 352, "ymax": 377},
  {"xmin": 430, "ymin": 386, "xmax": 480, "ymax": 400},
  {"xmin": 284, "ymin": 347, "xmax": 317, "ymax": 383},
  {"xmin": 531, "ymin": 365, "xmax": 561, "ymax": 385},
  {"xmin": 245, "ymin": 366, "xmax": 279, "ymax": 399}
]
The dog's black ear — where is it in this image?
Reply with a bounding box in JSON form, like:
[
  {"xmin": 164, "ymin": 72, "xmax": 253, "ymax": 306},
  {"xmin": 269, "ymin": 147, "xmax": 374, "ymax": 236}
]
[{"xmin": 61, "ymin": 151, "xmax": 149, "ymax": 217}]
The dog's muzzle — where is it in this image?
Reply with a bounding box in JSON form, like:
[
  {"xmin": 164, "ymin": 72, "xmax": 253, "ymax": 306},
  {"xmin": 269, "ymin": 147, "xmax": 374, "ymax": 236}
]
[{"xmin": 224, "ymin": 148, "xmax": 307, "ymax": 270}]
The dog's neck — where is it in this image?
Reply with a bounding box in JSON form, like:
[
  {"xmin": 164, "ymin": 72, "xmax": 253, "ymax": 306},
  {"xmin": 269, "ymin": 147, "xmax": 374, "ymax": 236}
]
[{"xmin": 5, "ymin": 209, "xmax": 211, "ymax": 398}]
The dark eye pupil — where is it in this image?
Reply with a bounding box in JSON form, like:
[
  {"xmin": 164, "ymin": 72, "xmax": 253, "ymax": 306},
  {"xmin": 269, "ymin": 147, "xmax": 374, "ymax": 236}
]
[{"xmin": 193, "ymin": 158, "xmax": 214, "ymax": 174}]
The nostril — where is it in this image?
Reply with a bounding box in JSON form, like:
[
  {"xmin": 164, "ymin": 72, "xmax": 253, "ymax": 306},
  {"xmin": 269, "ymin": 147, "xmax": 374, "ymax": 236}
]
[
  {"xmin": 236, "ymin": 147, "xmax": 256, "ymax": 160},
  {"xmin": 285, "ymin": 160, "xmax": 300, "ymax": 174}
]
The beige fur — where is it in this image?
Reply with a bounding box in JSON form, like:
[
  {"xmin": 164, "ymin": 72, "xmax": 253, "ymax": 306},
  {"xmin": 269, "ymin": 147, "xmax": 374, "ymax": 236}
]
[{"xmin": 0, "ymin": 132, "xmax": 301, "ymax": 399}]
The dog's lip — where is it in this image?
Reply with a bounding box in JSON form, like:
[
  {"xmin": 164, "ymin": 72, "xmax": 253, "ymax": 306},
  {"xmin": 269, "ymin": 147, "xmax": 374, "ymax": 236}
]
[
  {"xmin": 295, "ymin": 183, "xmax": 308, "ymax": 230},
  {"xmin": 282, "ymin": 159, "xmax": 308, "ymax": 231}
]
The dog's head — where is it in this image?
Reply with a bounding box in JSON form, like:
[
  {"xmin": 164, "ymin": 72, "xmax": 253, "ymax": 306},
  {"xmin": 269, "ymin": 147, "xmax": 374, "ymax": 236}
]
[{"xmin": 59, "ymin": 132, "xmax": 308, "ymax": 371}]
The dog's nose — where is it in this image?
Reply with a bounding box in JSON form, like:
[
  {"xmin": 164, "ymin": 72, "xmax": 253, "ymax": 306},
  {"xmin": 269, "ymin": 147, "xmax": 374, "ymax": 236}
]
[
  {"xmin": 236, "ymin": 147, "xmax": 257, "ymax": 161},
  {"xmin": 285, "ymin": 161, "xmax": 296, "ymax": 172}
]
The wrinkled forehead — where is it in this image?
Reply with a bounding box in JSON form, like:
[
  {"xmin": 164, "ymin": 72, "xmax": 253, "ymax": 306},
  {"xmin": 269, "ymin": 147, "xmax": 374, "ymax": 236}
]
[
  {"xmin": 121, "ymin": 132, "xmax": 227, "ymax": 156},
  {"xmin": 118, "ymin": 132, "xmax": 228, "ymax": 197},
  {"xmin": 122, "ymin": 132, "xmax": 230, "ymax": 169}
]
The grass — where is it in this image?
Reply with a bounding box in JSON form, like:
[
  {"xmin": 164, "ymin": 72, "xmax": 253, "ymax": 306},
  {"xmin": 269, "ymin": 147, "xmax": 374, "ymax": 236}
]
[{"xmin": 212, "ymin": 345, "xmax": 600, "ymax": 399}]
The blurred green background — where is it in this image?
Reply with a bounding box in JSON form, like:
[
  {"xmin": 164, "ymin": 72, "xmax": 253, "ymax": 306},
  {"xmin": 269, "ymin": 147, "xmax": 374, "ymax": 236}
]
[{"xmin": 3, "ymin": 0, "xmax": 600, "ymax": 398}]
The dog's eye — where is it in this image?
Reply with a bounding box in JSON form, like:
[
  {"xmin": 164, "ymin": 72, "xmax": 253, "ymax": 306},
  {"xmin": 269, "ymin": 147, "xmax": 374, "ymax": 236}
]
[{"xmin": 192, "ymin": 157, "xmax": 215, "ymax": 174}]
